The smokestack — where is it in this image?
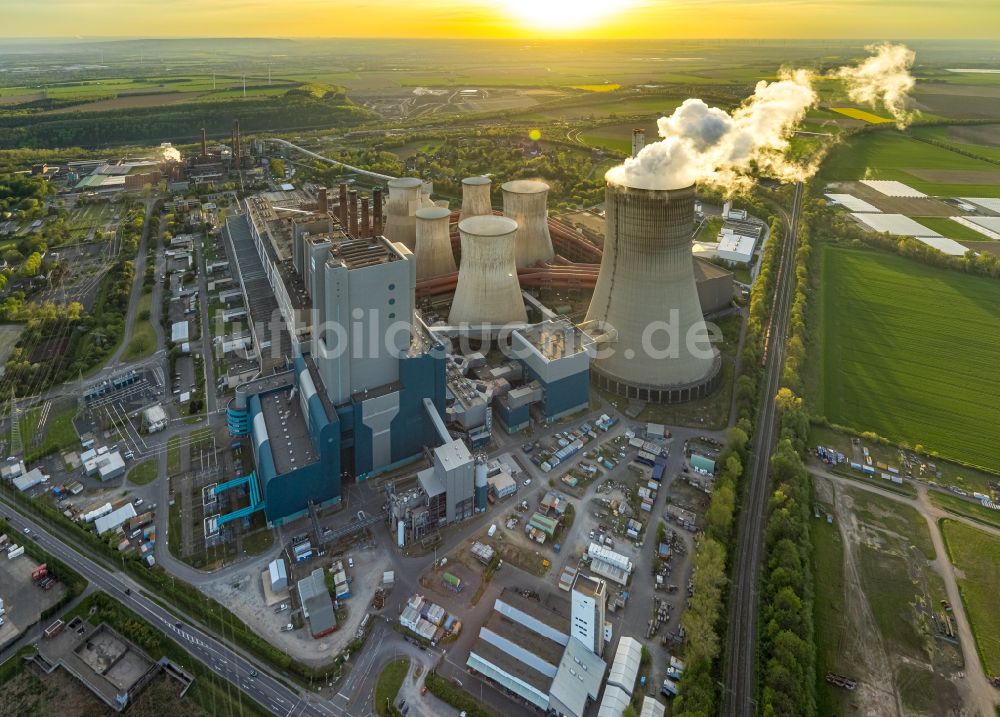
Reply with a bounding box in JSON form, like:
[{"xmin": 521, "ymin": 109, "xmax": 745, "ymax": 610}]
[
  {"xmin": 460, "ymin": 176, "xmax": 492, "ymax": 222},
  {"xmin": 414, "ymin": 207, "xmax": 457, "ymax": 280},
  {"xmin": 373, "ymin": 188, "xmax": 384, "ymax": 235},
  {"xmin": 318, "ymin": 188, "xmax": 329, "ymax": 215},
  {"xmin": 448, "ymin": 216, "xmax": 526, "ymax": 325},
  {"xmin": 631, "ymin": 129, "xmax": 645, "ymax": 159},
  {"xmin": 584, "ymin": 182, "xmax": 719, "ymax": 403},
  {"xmin": 384, "ymin": 177, "xmax": 422, "ymax": 250},
  {"xmin": 360, "ymin": 197, "xmax": 371, "ymax": 237},
  {"xmin": 338, "ymin": 183, "xmax": 349, "ymax": 229},
  {"xmin": 348, "ymin": 190, "xmax": 359, "ymax": 237},
  {"xmin": 232, "ymin": 120, "xmax": 241, "ymax": 168},
  {"xmin": 502, "ymin": 180, "xmax": 555, "ymax": 269},
  {"xmin": 201, "ymin": 128, "xmax": 208, "ymax": 157}
]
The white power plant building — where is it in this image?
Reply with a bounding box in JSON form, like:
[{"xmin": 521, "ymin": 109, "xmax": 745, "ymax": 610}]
[
  {"xmin": 449, "ymin": 216, "xmax": 527, "ymax": 325},
  {"xmin": 460, "ymin": 176, "xmax": 493, "ymax": 222},
  {"xmin": 584, "ymin": 182, "xmax": 720, "ymax": 404},
  {"xmin": 502, "ymin": 180, "xmax": 555, "ymax": 268},
  {"xmin": 414, "ymin": 206, "xmax": 457, "ymax": 279},
  {"xmin": 571, "ymin": 573, "xmax": 607, "ymax": 655},
  {"xmin": 384, "ymin": 177, "xmax": 423, "ymax": 250}
]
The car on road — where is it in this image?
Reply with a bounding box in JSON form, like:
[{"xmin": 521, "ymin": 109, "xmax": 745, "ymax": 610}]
[
  {"xmin": 135, "ymin": 498, "xmax": 144, "ymax": 507},
  {"xmin": 249, "ymin": 670, "xmax": 257, "ymax": 678},
  {"xmin": 521, "ymin": 442, "xmax": 534, "ymax": 454},
  {"xmin": 174, "ymin": 622, "xmax": 182, "ymax": 629},
  {"xmin": 523, "ymin": 479, "xmax": 531, "ymax": 486},
  {"xmin": 348, "ymin": 557, "xmax": 354, "ymax": 569},
  {"xmin": 23, "ymin": 527, "xmax": 30, "ymax": 534}
]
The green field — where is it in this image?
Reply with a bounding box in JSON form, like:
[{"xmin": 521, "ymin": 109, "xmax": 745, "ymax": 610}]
[
  {"xmin": 914, "ymin": 216, "xmax": 996, "ymax": 243},
  {"xmin": 813, "ymin": 245, "xmax": 1000, "ymax": 470},
  {"xmin": 375, "ymin": 659, "xmax": 409, "ymax": 717},
  {"xmin": 123, "ymin": 291, "xmax": 157, "ymax": 361},
  {"xmin": 942, "ymin": 520, "xmax": 1000, "ymax": 675},
  {"xmin": 931, "ymin": 492, "xmax": 1000, "ymax": 531},
  {"xmin": 811, "ymin": 502, "xmax": 851, "ymax": 717},
  {"xmin": 818, "ymin": 131, "xmax": 1000, "ymax": 197},
  {"xmin": 22, "ymin": 404, "xmax": 79, "ymax": 462},
  {"xmin": 127, "ymin": 459, "xmax": 158, "ymax": 485}
]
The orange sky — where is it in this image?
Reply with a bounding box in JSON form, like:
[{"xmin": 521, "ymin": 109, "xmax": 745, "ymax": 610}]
[{"xmin": 2, "ymin": 0, "xmax": 998, "ymax": 39}]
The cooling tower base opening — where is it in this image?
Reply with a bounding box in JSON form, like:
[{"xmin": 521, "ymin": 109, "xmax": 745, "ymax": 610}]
[{"xmin": 591, "ymin": 354, "xmax": 722, "ymax": 404}]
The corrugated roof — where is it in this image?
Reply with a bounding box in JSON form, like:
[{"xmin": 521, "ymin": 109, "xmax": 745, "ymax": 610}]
[
  {"xmin": 607, "ymin": 636, "xmax": 642, "ymax": 694},
  {"xmin": 549, "ymin": 637, "xmax": 606, "ymax": 717}
]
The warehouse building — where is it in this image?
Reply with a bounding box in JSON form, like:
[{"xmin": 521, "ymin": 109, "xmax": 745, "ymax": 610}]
[
  {"xmin": 297, "ymin": 568, "xmax": 337, "ymax": 638},
  {"xmin": 597, "ymin": 637, "xmax": 643, "ymax": 717}
]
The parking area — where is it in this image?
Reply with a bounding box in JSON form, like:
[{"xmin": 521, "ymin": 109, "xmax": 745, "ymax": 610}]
[{"xmin": 0, "ymin": 548, "xmax": 68, "ymax": 648}]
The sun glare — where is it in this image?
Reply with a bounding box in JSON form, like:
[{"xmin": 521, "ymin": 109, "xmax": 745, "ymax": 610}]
[{"xmin": 499, "ymin": 0, "xmax": 633, "ymax": 32}]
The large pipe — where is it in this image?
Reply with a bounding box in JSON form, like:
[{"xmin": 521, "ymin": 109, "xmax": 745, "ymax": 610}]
[
  {"xmin": 360, "ymin": 196, "xmax": 371, "ymax": 238},
  {"xmin": 384, "ymin": 177, "xmax": 422, "ymax": 250},
  {"xmin": 502, "ymin": 180, "xmax": 555, "ymax": 268},
  {"xmin": 460, "ymin": 176, "xmax": 492, "ymax": 222},
  {"xmin": 348, "ymin": 190, "xmax": 359, "ymax": 237},
  {"xmin": 414, "ymin": 207, "xmax": 457, "ymax": 281},
  {"xmin": 373, "ymin": 188, "xmax": 384, "ymax": 235},
  {"xmin": 448, "ymin": 216, "xmax": 526, "ymax": 325},
  {"xmin": 584, "ymin": 182, "xmax": 718, "ymax": 398}
]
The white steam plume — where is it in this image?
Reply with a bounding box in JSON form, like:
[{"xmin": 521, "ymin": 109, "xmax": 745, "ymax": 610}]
[
  {"xmin": 160, "ymin": 144, "xmax": 181, "ymax": 162},
  {"xmin": 606, "ymin": 44, "xmax": 916, "ymax": 193},
  {"xmin": 831, "ymin": 43, "xmax": 916, "ymax": 127}
]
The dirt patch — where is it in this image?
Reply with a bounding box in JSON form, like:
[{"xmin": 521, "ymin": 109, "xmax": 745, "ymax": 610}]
[
  {"xmin": 964, "ymin": 241, "xmax": 1000, "ymax": 256},
  {"xmin": 907, "ymin": 169, "xmax": 1000, "ymax": 184}
]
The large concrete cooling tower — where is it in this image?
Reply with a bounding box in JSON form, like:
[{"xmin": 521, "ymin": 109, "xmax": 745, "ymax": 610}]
[
  {"xmin": 460, "ymin": 176, "xmax": 492, "ymax": 222},
  {"xmin": 584, "ymin": 182, "xmax": 721, "ymax": 404},
  {"xmin": 384, "ymin": 177, "xmax": 423, "ymax": 250},
  {"xmin": 449, "ymin": 216, "xmax": 527, "ymax": 326},
  {"xmin": 502, "ymin": 180, "xmax": 555, "ymax": 268},
  {"xmin": 414, "ymin": 206, "xmax": 457, "ymax": 280}
]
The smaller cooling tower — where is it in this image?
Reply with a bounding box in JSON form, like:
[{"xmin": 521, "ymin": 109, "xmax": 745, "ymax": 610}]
[
  {"xmin": 384, "ymin": 177, "xmax": 423, "ymax": 250},
  {"xmin": 449, "ymin": 216, "xmax": 527, "ymax": 326},
  {"xmin": 502, "ymin": 180, "xmax": 555, "ymax": 268},
  {"xmin": 474, "ymin": 455, "xmax": 488, "ymax": 512},
  {"xmin": 421, "ymin": 180, "xmax": 436, "ymax": 209},
  {"xmin": 460, "ymin": 176, "xmax": 493, "ymax": 222},
  {"xmin": 415, "ymin": 207, "xmax": 457, "ymax": 280}
]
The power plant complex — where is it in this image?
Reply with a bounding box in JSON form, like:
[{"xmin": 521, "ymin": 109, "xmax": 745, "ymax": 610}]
[{"xmin": 214, "ymin": 155, "xmax": 734, "ymax": 534}]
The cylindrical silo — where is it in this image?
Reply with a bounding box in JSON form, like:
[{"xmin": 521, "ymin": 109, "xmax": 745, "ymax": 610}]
[
  {"xmin": 384, "ymin": 177, "xmax": 422, "ymax": 249},
  {"xmin": 449, "ymin": 216, "xmax": 527, "ymax": 326},
  {"xmin": 415, "ymin": 207, "xmax": 457, "ymax": 280},
  {"xmin": 474, "ymin": 455, "xmax": 488, "ymax": 512},
  {"xmin": 460, "ymin": 176, "xmax": 492, "ymax": 222},
  {"xmin": 584, "ymin": 182, "xmax": 720, "ymax": 404},
  {"xmin": 502, "ymin": 180, "xmax": 555, "ymax": 268}
]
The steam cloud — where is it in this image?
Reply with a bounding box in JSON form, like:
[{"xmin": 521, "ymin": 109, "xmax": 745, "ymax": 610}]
[
  {"xmin": 160, "ymin": 144, "xmax": 181, "ymax": 162},
  {"xmin": 606, "ymin": 44, "xmax": 917, "ymax": 192}
]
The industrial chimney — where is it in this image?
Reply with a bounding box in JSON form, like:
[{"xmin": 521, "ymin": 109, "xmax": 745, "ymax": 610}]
[
  {"xmin": 502, "ymin": 180, "xmax": 555, "ymax": 268},
  {"xmin": 631, "ymin": 129, "xmax": 645, "ymax": 159},
  {"xmin": 360, "ymin": 196, "xmax": 371, "ymax": 238},
  {"xmin": 460, "ymin": 176, "xmax": 492, "ymax": 222},
  {"xmin": 338, "ymin": 183, "xmax": 349, "ymax": 229},
  {"xmin": 474, "ymin": 455, "xmax": 488, "ymax": 512},
  {"xmin": 318, "ymin": 187, "xmax": 329, "ymax": 215},
  {"xmin": 584, "ymin": 182, "xmax": 720, "ymax": 403},
  {"xmin": 348, "ymin": 189, "xmax": 359, "ymax": 237},
  {"xmin": 372, "ymin": 188, "xmax": 384, "ymax": 235},
  {"xmin": 384, "ymin": 177, "xmax": 422, "ymax": 250},
  {"xmin": 449, "ymin": 216, "xmax": 526, "ymax": 326},
  {"xmin": 200, "ymin": 128, "xmax": 208, "ymax": 158},
  {"xmin": 414, "ymin": 207, "xmax": 457, "ymax": 280}
]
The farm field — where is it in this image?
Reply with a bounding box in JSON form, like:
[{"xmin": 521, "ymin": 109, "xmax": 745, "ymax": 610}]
[
  {"xmin": 830, "ymin": 107, "xmax": 892, "ymax": 123},
  {"xmin": 818, "ymin": 131, "xmax": 1000, "ymax": 197},
  {"xmin": 914, "ymin": 216, "xmax": 997, "ymax": 243},
  {"xmin": 941, "ymin": 520, "xmax": 1000, "ymax": 676},
  {"xmin": 813, "ymin": 245, "xmax": 1000, "ymax": 470}
]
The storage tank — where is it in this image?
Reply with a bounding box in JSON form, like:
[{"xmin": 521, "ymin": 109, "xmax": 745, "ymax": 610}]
[
  {"xmin": 384, "ymin": 177, "xmax": 423, "ymax": 249},
  {"xmin": 460, "ymin": 176, "xmax": 492, "ymax": 222},
  {"xmin": 449, "ymin": 216, "xmax": 527, "ymax": 326},
  {"xmin": 584, "ymin": 182, "xmax": 720, "ymax": 404},
  {"xmin": 474, "ymin": 455, "xmax": 488, "ymax": 512},
  {"xmin": 414, "ymin": 207, "xmax": 457, "ymax": 280},
  {"xmin": 502, "ymin": 180, "xmax": 555, "ymax": 268}
]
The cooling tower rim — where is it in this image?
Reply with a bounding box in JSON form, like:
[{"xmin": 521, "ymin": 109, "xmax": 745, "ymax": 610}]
[
  {"xmin": 502, "ymin": 179, "xmax": 550, "ymax": 194},
  {"xmin": 606, "ymin": 180, "xmax": 696, "ymax": 195},
  {"xmin": 416, "ymin": 206, "xmax": 452, "ymax": 220},
  {"xmin": 458, "ymin": 215, "xmax": 519, "ymax": 237},
  {"xmin": 388, "ymin": 177, "xmax": 423, "ymax": 189},
  {"xmin": 462, "ymin": 176, "xmax": 492, "ymax": 186}
]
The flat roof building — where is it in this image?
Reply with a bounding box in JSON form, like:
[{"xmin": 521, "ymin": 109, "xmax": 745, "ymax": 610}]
[{"xmin": 297, "ymin": 568, "xmax": 337, "ymax": 638}]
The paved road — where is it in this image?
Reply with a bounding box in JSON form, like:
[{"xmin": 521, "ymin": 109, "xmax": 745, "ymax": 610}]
[
  {"xmin": 813, "ymin": 467, "xmax": 1000, "ymax": 716},
  {"xmin": 108, "ymin": 198, "xmax": 157, "ymax": 369},
  {"xmin": 722, "ymin": 182, "xmax": 804, "ymax": 717},
  {"xmin": 0, "ymin": 499, "xmax": 341, "ymax": 717}
]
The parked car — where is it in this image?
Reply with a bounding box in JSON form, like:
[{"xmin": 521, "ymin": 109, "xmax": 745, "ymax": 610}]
[{"xmin": 523, "ymin": 479, "xmax": 532, "ymax": 486}]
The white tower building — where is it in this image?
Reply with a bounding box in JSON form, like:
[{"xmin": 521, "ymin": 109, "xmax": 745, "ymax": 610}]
[
  {"xmin": 384, "ymin": 177, "xmax": 423, "ymax": 250},
  {"xmin": 460, "ymin": 176, "xmax": 492, "ymax": 222},
  {"xmin": 414, "ymin": 206, "xmax": 457, "ymax": 280},
  {"xmin": 502, "ymin": 179, "xmax": 555, "ymax": 268},
  {"xmin": 448, "ymin": 216, "xmax": 526, "ymax": 325},
  {"xmin": 571, "ymin": 573, "xmax": 607, "ymax": 655},
  {"xmin": 584, "ymin": 182, "xmax": 720, "ymax": 403},
  {"xmin": 631, "ymin": 128, "xmax": 646, "ymax": 159}
]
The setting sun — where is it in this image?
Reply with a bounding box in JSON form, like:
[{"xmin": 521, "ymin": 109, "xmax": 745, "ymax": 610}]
[{"xmin": 497, "ymin": 0, "xmax": 635, "ymax": 32}]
